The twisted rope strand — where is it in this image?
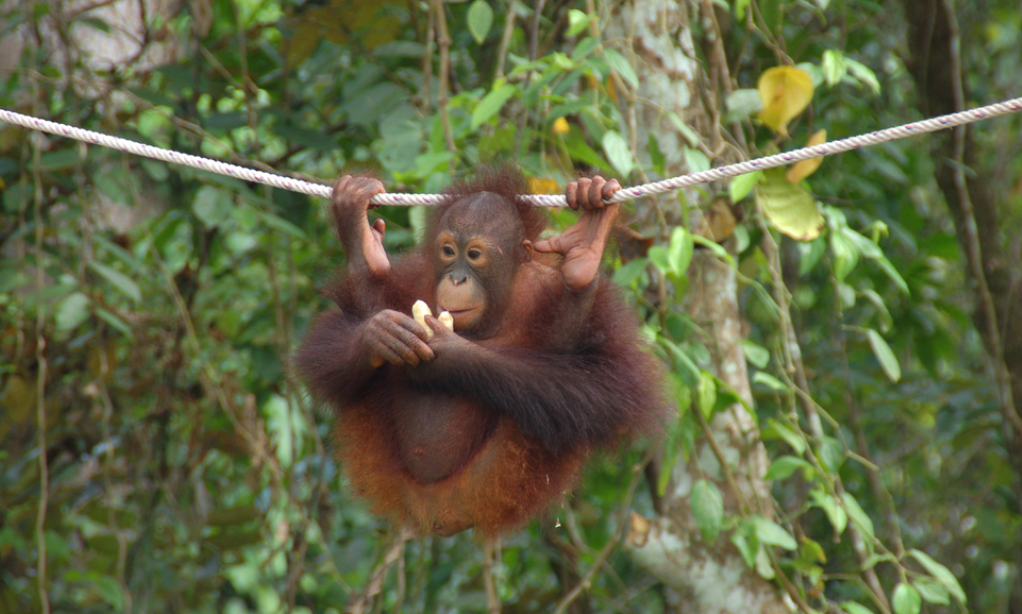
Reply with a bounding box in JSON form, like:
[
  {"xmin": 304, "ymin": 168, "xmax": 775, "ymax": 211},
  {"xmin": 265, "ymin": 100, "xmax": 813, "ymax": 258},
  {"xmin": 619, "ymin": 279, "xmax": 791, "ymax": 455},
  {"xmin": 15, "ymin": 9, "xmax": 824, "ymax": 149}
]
[{"xmin": 3, "ymin": 96, "xmax": 1021, "ymax": 208}]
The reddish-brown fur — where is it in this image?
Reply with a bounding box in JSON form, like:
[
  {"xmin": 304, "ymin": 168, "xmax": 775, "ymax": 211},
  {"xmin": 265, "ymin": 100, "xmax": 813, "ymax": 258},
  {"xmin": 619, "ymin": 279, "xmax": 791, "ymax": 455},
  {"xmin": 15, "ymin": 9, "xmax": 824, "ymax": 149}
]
[{"xmin": 295, "ymin": 166, "xmax": 667, "ymax": 538}]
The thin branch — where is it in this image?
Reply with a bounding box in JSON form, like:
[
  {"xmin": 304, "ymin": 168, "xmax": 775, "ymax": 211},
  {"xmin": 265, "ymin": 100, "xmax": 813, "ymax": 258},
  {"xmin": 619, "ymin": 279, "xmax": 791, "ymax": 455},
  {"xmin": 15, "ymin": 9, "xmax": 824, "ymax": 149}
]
[
  {"xmin": 346, "ymin": 529, "xmax": 411, "ymax": 614},
  {"xmin": 421, "ymin": 2, "xmax": 435, "ymax": 112},
  {"xmin": 30, "ymin": 33, "xmax": 51, "ymax": 614},
  {"xmin": 756, "ymin": 212, "xmax": 892, "ymax": 614},
  {"xmin": 694, "ymin": 408, "xmax": 753, "ymax": 513},
  {"xmin": 494, "ymin": 2, "xmax": 517, "ymax": 80},
  {"xmin": 552, "ymin": 462, "xmax": 644, "ymax": 614},
  {"xmin": 483, "ymin": 542, "xmax": 501, "ymax": 614},
  {"xmin": 939, "ymin": 0, "xmax": 1022, "ymax": 439},
  {"xmin": 431, "ymin": 0, "xmax": 456, "ymax": 153}
]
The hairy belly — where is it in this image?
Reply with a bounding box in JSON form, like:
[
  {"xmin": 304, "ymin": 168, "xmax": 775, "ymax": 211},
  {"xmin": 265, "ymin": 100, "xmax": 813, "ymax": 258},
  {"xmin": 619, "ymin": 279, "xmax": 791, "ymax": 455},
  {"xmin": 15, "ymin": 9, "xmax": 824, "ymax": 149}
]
[{"xmin": 392, "ymin": 392, "xmax": 496, "ymax": 484}]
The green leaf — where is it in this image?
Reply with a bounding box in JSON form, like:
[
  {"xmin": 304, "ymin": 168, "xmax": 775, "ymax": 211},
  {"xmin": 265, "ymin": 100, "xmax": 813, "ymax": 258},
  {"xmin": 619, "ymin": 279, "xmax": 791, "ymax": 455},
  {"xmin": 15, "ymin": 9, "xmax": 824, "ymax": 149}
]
[
  {"xmin": 761, "ymin": 419, "xmax": 806, "ymax": 455},
  {"xmin": 95, "ymin": 575, "xmax": 124, "ymax": 610},
  {"xmin": 691, "ymin": 235, "xmax": 734, "ymax": 265},
  {"xmin": 866, "ymin": 329, "xmax": 901, "ymax": 382},
  {"xmin": 570, "ymin": 39, "xmax": 597, "ymax": 62},
  {"xmin": 612, "ymin": 258, "xmax": 647, "ymax": 287},
  {"xmin": 684, "ymin": 148, "xmax": 710, "ymax": 174},
  {"xmin": 907, "ymin": 549, "xmax": 966, "ymax": 603},
  {"xmin": 192, "ymin": 186, "xmax": 233, "ymax": 227},
  {"xmin": 36, "ymin": 148, "xmax": 81, "ymax": 171},
  {"xmin": 601, "ymin": 130, "xmax": 634, "ymax": 177},
  {"xmin": 659, "ymin": 337, "xmax": 700, "ymax": 381},
  {"xmin": 739, "ymin": 340, "xmax": 769, "ymax": 368},
  {"xmin": 89, "ymin": 262, "xmax": 141, "ymax": 303},
  {"xmin": 563, "ymin": 130, "xmax": 612, "ymax": 173},
  {"xmin": 697, "ymin": 370, "xmax": 716, "ymax": 420},
  {"xmin": 841, "ymin": 492, "xmax": 875, "ymax": 540},
  {"xmin": 604, "ymin": 49, "xmax": 638, "ymax": 89},
  {"xmin": 667, "ymin": 111, "xmax": 701, "ymax": 147},
  {"xmin": 755, "ymin": 546, "xmax": 775, "ymax": 580},
  {"xmin": 756, "ymin": 170, "xmax": 823, "ymax": 241},
  {"xmin": 257, "ymin": 211, "xmax": 307, "ymax": 240},
  {"xmin": 817, "ymin": 436, "xmax": 845, "ymax": 472},
  {"xmin": 648, "ymin": 134, "xmax": 666, "ymax": 176},
  {"xmin": 647, "ymin": 245, "xmax": 669, "ymax": 273},
  {"xmin": 96, "ymin": 307, "xmax": 134, "ymax": 338},
  {"xmin": 467, "ymin": 0, "xmax": 493, "ymax": 44},
  {"xmin": 873, "ymin": 255, "xmax": 910, "ymax": 295},
  {"xmin": 840, "ymin": 601, "xmax": 875, "ymax": 614},
  {"xmin": 470, "ymin": 84, "xmax": 517, "ymax": 130},
  {"xmin": 846, "ymin": 58, "xmax": 881, "ymax": 93},
  {"xmin": 668, "ymin": 227, "xmax": 694, "ymax": 278},
  {"xmin": 729, "ymin": 170, "xmax": 761, "ymax": 203},
  {"xmin": 690, "ymin": 480, "xmax": 724, "ymax": 543},
  {"xmin": 892, "ymin": 583, "xmax": 921, "ymax": 614},
  {"xmin": 810, "ymin": 487, "xmax": 847, "ymax": 535},
  {"xmin": 566, "ymin": 9, "xmax": 590, "ymax": 36},
  {"xmin": 821, "ymin": 50, "xmax": 848, "ymax": 87},
  {"xmin": 56, "ymin": 292, "xmax": 91, "ymax": 331},
  {"xmin": 912, "ymin": 578, "xmax": 950, "ymax": 605},
  {"xmin": 798, "ymin": 238, "xmax": 826, "ymax": 276},
  {"xmin": 731, "ymin": 521, "xmax": 759, "ymax": 568},
  {"xmin": 752, "ymin": 371, "xmax": 788, "ymax": 393},
  {"xmin": 830, "ymin": 232, "xmax": 860, "ymax": 281},
  {"xmin": 751, "ymin": 516, "xmax": 797, "ymax": 550},
  {"xmin": 734, "ymin": 0, "xmax": 751, "ymax": 20},
  {"xmin": 764, "ymin": 456, "xmax": 812, "ymax": 481}
]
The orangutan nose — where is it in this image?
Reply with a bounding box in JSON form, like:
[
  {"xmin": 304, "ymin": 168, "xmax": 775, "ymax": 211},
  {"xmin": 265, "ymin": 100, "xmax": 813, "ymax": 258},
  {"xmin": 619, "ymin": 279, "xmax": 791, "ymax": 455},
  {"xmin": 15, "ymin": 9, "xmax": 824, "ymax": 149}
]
[{"xmin": 450, "ymin": 273, "xmax": 467, "ymax": 285}]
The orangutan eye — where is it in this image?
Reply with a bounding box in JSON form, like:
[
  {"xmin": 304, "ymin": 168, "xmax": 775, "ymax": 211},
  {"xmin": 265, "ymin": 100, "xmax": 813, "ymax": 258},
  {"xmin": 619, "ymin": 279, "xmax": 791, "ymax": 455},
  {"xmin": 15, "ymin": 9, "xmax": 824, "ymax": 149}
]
[
  {"xmin": 442, "ymin": 245, "xmax": 456, "ymax": 257},
  {"xmin": 467, "ymin": 249, "xmax": 482, "ymax": 261}
]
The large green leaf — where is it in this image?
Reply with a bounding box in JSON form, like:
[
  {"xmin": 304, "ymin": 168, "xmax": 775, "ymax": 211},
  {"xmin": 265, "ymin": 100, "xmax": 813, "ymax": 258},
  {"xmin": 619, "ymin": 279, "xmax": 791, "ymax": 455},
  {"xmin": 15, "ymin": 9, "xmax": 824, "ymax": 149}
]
[
  {"xmin": 690, "ymin": 480, "xmax": 723, "ymax": 543},
  {"xmin": 841, "ymin": 602, "xmax": 875, "ymax": 614},
  {"xmin": 467, "ymin": 0, "xmax": 493, "ymax": 44},
  {"xmin": 667, "ymin": 227, "xmax": 694, "ymax": 278},
  {"xmin": 89, "ymin": 262, "xmax": 141, "ymax": 303},
  {"xmin": 193, "ymin": 185, "xmax": 233, "ymax": 227},
  {"xmin": 601, "ymin": 130, "xmax": 634, "ymax": 176},
  {"xmin": 56, "ymin": 292, "xmax": 91, "ymax": 331},
  {"xmin": 764, "ymin": 456, "xmax": 813, "ymax": 481},
  {"xmin": 892, "ymin": 583, "xmax": 921, "ymax": 614},
  {"xmin": 908, "ymin": 549, "xmax": 966, "ymax": 603},
  {"xmin": 751, "ymin": 516, "xmax": 797, "ymax": 550},
  {"xmin": 866, "ymin": 328, "xmax": 901, "ymax": 382},
  {"xmin": 603, "ymin": 49, "xmax": 638, "ymax": 89},
  {"xmin": 471, "ymin": 84, "xmax": 517, "ymax": 130},
  {"xmin": 841, "ymin": 492, "xmax": 875, "ymax": 540}
]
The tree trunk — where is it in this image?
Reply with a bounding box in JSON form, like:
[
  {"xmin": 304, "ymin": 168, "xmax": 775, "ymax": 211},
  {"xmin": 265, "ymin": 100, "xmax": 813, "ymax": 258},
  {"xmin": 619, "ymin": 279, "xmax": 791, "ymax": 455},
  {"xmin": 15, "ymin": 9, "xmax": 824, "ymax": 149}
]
[
  {"xmin": 608, "ymin": 2, "xmax": 786, "ymax": 612},
  {"xmin": 899, "ymin": 1, "xmax": 1022, "ymax": 611}
]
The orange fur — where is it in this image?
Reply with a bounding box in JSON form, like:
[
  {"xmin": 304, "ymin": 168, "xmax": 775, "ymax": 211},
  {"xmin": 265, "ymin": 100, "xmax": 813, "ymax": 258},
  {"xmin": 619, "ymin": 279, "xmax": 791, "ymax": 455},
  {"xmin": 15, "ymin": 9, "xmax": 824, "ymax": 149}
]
[{"xmin": 335, "ymin": 408, "xmax": 585, "ymax": 538}]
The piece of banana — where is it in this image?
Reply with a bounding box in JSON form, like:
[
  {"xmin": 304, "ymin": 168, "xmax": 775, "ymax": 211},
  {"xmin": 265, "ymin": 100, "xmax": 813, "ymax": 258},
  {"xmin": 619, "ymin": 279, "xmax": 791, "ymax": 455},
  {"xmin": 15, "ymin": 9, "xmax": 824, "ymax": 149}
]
[
  {"xmin": 413, "ymin": 301, "xmax": 455, "ymax": 337},
  {"xmin": 412, "ymin": 300, "xmax": 433, "ymax": 338},
  {"xmin": 438, "ymin": 311, "xmax": 454, "ymax": 331}
]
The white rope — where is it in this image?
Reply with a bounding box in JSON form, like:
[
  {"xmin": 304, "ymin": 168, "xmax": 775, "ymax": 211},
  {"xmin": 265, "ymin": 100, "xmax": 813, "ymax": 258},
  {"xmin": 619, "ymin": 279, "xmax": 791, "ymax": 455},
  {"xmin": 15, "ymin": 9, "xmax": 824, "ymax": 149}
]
[{"xmin": 3, "ymin": 96, "xmax": 1021, "ymax": 208}]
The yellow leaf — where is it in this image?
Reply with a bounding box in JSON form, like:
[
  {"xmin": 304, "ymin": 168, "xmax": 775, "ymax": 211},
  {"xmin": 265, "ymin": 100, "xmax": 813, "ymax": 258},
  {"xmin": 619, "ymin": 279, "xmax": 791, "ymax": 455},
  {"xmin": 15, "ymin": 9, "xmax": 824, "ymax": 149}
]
[
  {"xmin": 786, "ymin": 129, "xmax": 827, "ymax": 183},
  {"xmin": 551, "ymin": 117, "xmax": 570, "ymax": 136},
  {"xmin": 528, "ymin": 177, "xmax": 560, "ymax": 194},
  {"xmin": 756, "ymin": 169, "xmax": 824, "ymax": 241},
  {"xmin": 757, "ymin": 67, "xmax": 814, "ymax": 136}
]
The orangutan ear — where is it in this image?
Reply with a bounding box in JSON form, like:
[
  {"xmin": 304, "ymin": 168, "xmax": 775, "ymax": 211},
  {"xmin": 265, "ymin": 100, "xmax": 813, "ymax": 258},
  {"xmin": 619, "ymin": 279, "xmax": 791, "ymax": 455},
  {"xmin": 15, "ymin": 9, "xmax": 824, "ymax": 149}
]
[{"xmin": 518, "ymin": 239, "xmax": 534, "ymax": 263}]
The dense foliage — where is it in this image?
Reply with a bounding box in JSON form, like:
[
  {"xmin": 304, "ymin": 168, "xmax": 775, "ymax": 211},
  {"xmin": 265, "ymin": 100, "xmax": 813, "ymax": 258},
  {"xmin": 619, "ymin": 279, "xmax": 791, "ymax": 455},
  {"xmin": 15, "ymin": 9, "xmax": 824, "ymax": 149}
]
[{"xmin": 1, "ymin": 0, "xmax": 1020, "ymax": 612}]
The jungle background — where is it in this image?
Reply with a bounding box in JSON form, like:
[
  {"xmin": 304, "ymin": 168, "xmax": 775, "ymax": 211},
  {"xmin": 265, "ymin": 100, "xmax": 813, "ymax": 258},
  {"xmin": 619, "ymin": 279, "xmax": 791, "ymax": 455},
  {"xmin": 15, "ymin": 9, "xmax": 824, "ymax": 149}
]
[{"xmin": 1, "ymin": 0, "xmax": 1021, "ymax": 612}]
